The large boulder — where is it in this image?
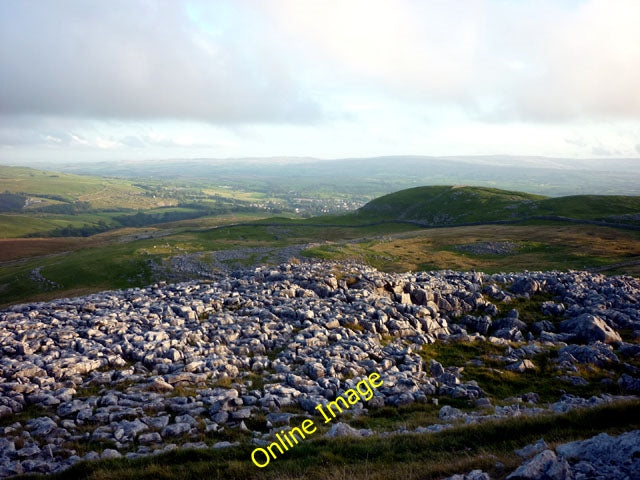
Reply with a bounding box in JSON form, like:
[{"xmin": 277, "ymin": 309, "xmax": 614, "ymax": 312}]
[
  {"xmin": 618, "ymin": 374, "xmax": 640, "ymax": 394},
  {"xmin": 509, "ymin": 278, "xmax": 540, "ymax": 297},
  {"xmin": 506, "ymin": 450, "xmax": 572, "ymax": 480},
  {"xmin": 559, "ymin": 314, "xmax": 621, "ymax": 344}
]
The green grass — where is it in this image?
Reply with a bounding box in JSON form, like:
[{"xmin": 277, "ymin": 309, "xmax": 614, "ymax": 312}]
[
  {"xmin": 535, "ymin": 195, "xmax": 640, "ymax": 221},
  {"xmin": 3, "ymin": 221, "xmax": 640, "ymax": 307},
  {"xmin": 346, "ymin": 399, "xmax": 469, "ymax": 432},
  {"xmin": 354, "ymin": 186, "xmax": 545, "ymax": 224},
  {"xmin": 419, "ymin": 339, "xmax": 620, "ymax": 403},
  {"xmin": 495, "ymin": 292, "xmax": 560, "ymax": 325},
  {"xmin": 16, "ymin": 400, "xmax": 640, "ymax": 480},
  {"xmin": 351, "ymin": 185, "xmax": 640, "ymax": 226},
  {"xmin": 0, "ymin": 165, "xmax": 163, "ymax": 209},
  {"xmin": 298, "ymin": 224, "xmax": 640, "ymax": 275},
  {"xmin": 0, "ymin": 239, "xmax": 157, "ymax": 306}
]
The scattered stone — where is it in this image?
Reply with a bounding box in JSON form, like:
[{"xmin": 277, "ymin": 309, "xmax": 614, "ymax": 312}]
[
  {"xmin": 0, "ymin": 261, "xmax": 638, "ymax": 478},
  {"xmin": 443, "ymin": 470, "xmax": 491, "ymax": 480},
  {"xmin": 138, "ymin": 433, "xmax": 162, "ymax": 445}
]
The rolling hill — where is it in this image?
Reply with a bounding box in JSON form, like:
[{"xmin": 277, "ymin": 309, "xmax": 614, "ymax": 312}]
[
  {"xmin": 353, "ymin": 185, "xmax": 640, "ymax": 227},
  {"xmin": 1, "ymin": 182, "xmax": 640, "ymax": 307}
]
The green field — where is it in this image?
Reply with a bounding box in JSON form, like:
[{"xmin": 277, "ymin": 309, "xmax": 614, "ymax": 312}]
[{"xmin": 0, "ymin": 165, "xmax": 166, "ymax": 208}]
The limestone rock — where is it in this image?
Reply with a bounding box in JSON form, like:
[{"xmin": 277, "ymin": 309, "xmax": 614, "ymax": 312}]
[
  {"xmin": 506, "ymin": 450, "xmax": 572, "ymax": 480},
  {"xmin": 559, "ymin": 314, "xmax": 621, "ymax": 344}
]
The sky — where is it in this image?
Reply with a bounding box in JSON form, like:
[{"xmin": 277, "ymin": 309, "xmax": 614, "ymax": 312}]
[{"xmin": 1, "ymin": 0, "xmax": 640, "ymax": 163}]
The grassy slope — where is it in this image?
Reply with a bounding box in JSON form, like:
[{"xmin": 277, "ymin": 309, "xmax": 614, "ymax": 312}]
[
  {"xmin": 0, "ymin": 165, "xmax": 164, "ymax": 209},
  {"xmin": 0, "ymin": 165, "xmax": 272, "ymax": 238},
  {"xmin": 301, "ymin": 224, "xmax": 640, "ymax": 275},
  {"xmin": 16, "ymin": 400, "xmax": 640, "ymax": 480},
  {"xmin": 535, "ymin": 194, "xmax": 640, "ymax": 219},
  {"xmin": 353, "ymin": 185, "xmax": 640, "ymax": 225},
  {"xmin": 0, "ymin": 165, "xmax": 186, "ymax": 237}
]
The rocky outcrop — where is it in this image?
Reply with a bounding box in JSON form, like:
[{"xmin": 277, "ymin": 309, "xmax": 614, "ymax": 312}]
[
  {"xmin": 505, "ymin": 429, "xmax": 640, "ymax": 480},
  {"xmin": 559, "ymin": 314, "xmax": 622, "ymax": 344},
  {"xmin": 453, "ymin": 429, "xmax": 640, "ymax": 480}
]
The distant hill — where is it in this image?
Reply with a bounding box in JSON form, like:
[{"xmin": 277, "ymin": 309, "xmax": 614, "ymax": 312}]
[
  {"xmin": 354, "ymin": 185, "xmax": 640, "ymax": 227},
  {"xmin": 12, "ymin": 155, "xmax": 640, "ymax": 196}
]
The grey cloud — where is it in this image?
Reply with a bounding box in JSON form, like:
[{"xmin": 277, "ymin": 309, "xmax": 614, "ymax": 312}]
[
  {"xmin": 0, "ymin": 115, "xmax": 80, "ymax": 146},
  {"xmin": 0, "ymin": 1, "xmax": 321, "ymax": 124}
]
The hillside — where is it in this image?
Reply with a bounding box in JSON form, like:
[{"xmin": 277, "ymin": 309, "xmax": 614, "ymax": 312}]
[
  {"xmin": 2, "ymin": 182, "xmax": 640, "ymax": 307},
  {"xmin": 354, "ymin": 185, "xmax": 640, "ymax": 226},
  {"xmin": 0, "ymin": 165, "xmax": 168, "ymax": 209},
  {"xmin": 0, "ymin": 166, "xmax": 271, "ymax": 238}
]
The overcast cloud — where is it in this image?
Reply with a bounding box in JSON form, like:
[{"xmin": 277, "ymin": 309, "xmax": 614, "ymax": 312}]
[{"xmin": 1, "ymin": 0, "xmax": 639, "ymax": 161}]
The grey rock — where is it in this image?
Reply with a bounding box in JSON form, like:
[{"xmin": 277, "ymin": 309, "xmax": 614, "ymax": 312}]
[
  {"xmin": 541, "ymin": 301, "xmax": 565, "ymax": 316},
  {"xmin": 510, "ymin": 278, "xmax": 540, "ymax": 297},
  {"xmin": 556, "ymin": 430, "xmax": 640, "ymax": 464},
  {"xmin": 325, "ymin": 422, "xmax": 368, "ymax": 438},
  {"xmin": 148, "ymin": 377, "xmax": 174, "ymax": 393},
  {"xmin": 231, "ymin": 408, "xmax": 252, "ymax": 420},
  {"xmin": 446, "ymin": 471, "xmax": 491, "ymax": 480},
  {"xmin": 212, "ymin": 441, "xmax": 239, "ymax": 449},
  {"xmin": 559, "ymin": 314, "xmax": 621, "ymax": 344},
  {"xmin": 265, "ymin": 412, "xmax": 293, "ymax": 425},
  {"xmin": 506, "ymin": 450, "xmax": 572, "ymax": 480},
  {"xmin": 26, "ymin": 416, "xmax": 58, "ymax": 437},
  {"xmin": 506, "ymin": 359, "xmax": 536, "ymax": 373},
  {"xmin": 84, "ymin": 451, "xmax": 100, "ymax": 461},
  {"xmin": 161, "ymin": 422, "xmax": 191, "ymax": 437},
  {"xmin": 429, "ymin": 359, "xmax": 445, "ymax": 377},
  {"xmin": 57, "ymin": 400, "xmax": 86, "ymax": 417},
  {"xmin": 142, "ymin": 415, "xmax": 170, "ymax": 429},
  {"xmin": 101, "ymin": 449, "xmax": 123, "ymax": 459},
  {"xmin": 175, "ymin": 414, "xmax": 198, "ymax": 427},
  {"xmin": 515, "ymin": 438, "xmax": 548, "ymax": 459},
  {"xmin": 138, "ymin": 432, "xmax": 162, "ymax": 444},
  {"xmin": 17, "ymin": 445, "xmax": 41, "ymax": 458},
  {"xmin": 439, "ymin": 405, "xmax": 463, "ymax": 421},
  {"xmin": 618, "ymin": 374, "xmax": 640, "ymax": 394}
]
